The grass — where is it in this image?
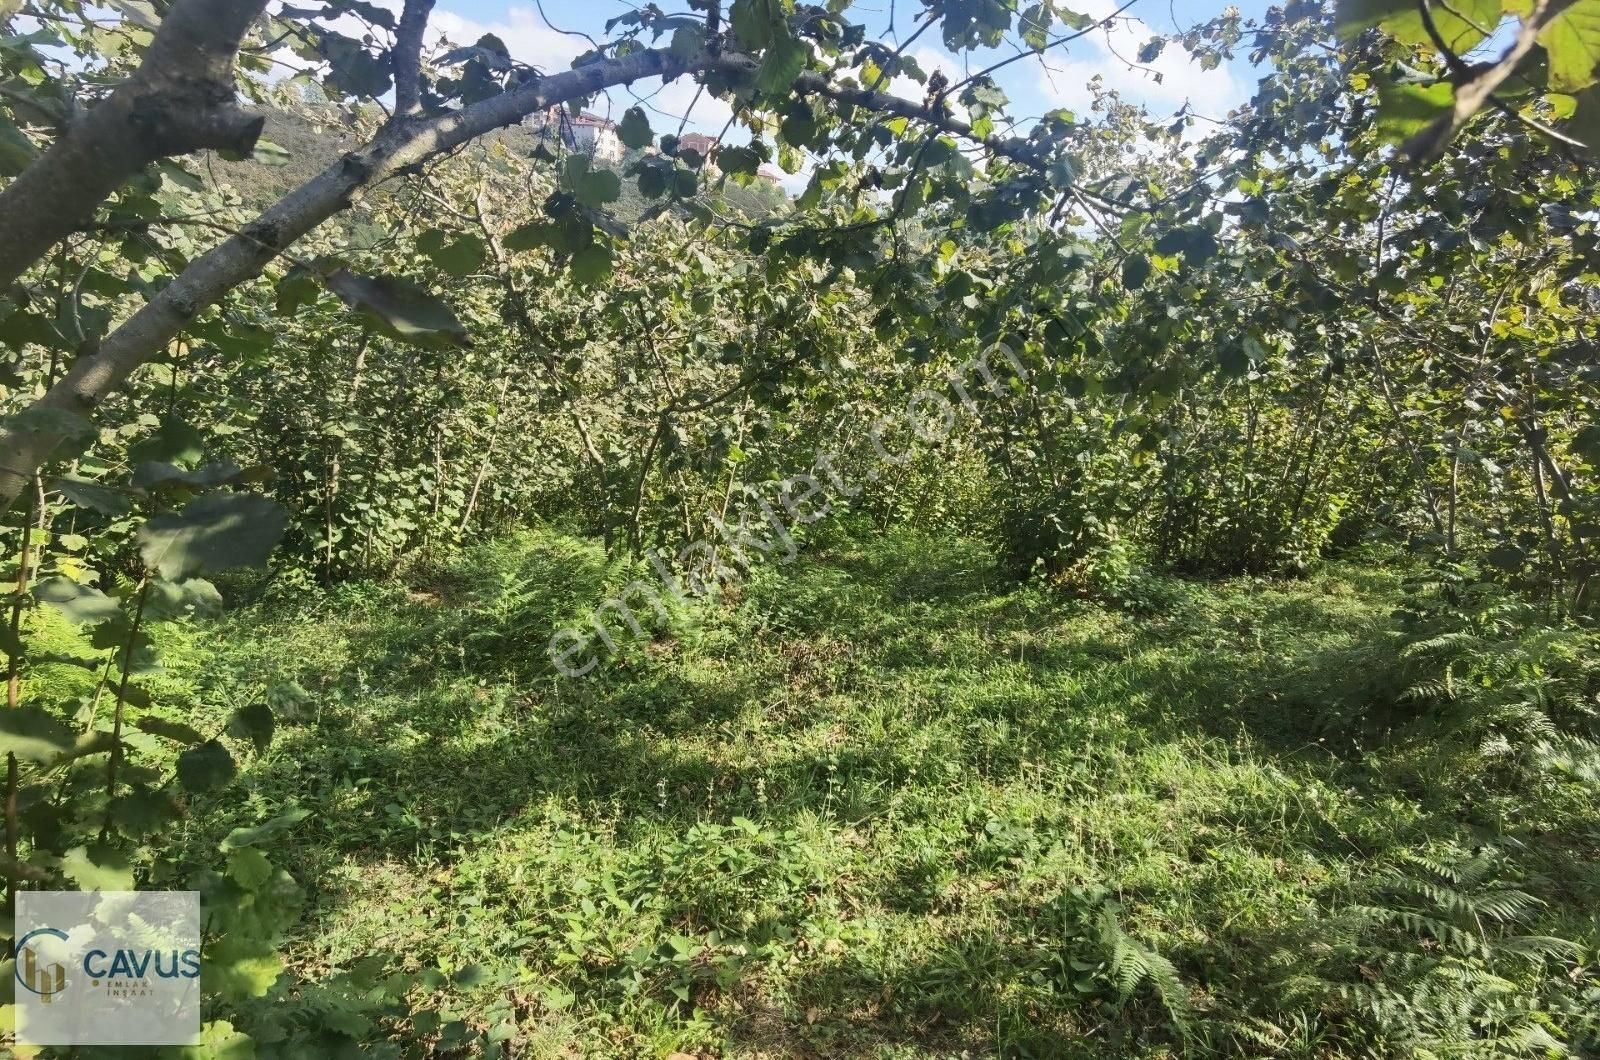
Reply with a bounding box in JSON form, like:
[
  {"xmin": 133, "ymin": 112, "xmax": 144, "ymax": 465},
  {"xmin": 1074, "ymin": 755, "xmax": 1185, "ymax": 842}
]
[{"xmin": 156, "ymin": 528, "xmax": 1598, "ymax": 1057}]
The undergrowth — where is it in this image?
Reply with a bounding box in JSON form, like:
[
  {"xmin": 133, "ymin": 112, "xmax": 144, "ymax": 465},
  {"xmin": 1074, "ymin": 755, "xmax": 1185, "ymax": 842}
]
[{"xmin": 162, "ymin": 529, "xmax": 1599, "ymax": 1058}]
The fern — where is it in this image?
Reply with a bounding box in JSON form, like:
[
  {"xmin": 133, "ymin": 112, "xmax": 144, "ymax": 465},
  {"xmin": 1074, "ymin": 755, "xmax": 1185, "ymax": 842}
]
[
  {"xmin": 1097, "ymin": 902, "xmax": 1192, "ymax": 1033},
  {"xmin": 1289, "ymin": 845, "xmax": 1586, "ymax": 1055}
]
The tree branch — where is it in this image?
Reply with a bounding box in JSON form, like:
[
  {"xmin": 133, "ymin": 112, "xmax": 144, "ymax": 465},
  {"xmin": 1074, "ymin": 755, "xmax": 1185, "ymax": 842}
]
[
  {"xmin": 0, "ymin": 0, "xmax": 270, "ymax": 291},
  {"xmin": 0, "ymin": 43, "xmax": 1089, "ymax": 511},
  {"xmin": 1401, "ymin": 0, "xmax": 1567, "ymax": 164},
  {"xmin": 394, "ymin": 0, "xmax": 437, "ymax": 117},
  {"xmin": 782, "ymin": 61, "xmax": 1083, "ymax": 189},
  {"xmin": 0, "ymin": 45, "xmax": 702, "ymax": 511}
]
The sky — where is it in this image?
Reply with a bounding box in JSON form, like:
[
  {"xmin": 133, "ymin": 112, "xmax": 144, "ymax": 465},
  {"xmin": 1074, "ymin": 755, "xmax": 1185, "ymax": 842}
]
[{"xmin": 412, "ymin": 0, "xmax": 1277, "ymax": 181}]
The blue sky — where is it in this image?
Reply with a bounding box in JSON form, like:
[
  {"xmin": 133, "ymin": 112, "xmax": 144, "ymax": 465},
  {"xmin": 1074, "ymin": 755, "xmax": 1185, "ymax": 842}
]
[{"xmin": 418, "ymin": 0, "xmax": 1277, "ymax": 157}]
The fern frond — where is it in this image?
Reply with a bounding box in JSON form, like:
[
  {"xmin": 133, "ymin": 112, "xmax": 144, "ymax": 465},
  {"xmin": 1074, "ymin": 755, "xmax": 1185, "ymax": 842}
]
[{"xmin": 1098, "ymin": 903, "xmax": 1193, "ymax": 1033}]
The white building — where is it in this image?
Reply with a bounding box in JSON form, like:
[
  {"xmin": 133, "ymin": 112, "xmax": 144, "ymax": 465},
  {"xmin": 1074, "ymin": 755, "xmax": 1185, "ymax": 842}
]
[{"xmin": 526, "ymin": 107, "xmax": 625, "ymax": 165}]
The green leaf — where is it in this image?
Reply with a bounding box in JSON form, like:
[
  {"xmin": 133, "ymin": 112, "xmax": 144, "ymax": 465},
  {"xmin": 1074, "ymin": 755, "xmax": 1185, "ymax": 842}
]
[
  {"xmin": 276, "ymin": 264, "xmax": 323, "ymax": 314},
  {"xmin": 112, "ymin": 786, "xmax": 182, "ymax": 837},
  {"xmin": 174, "ymin": 1019, "xmax": 256, "ymax": 1060},
  {"xmin": 133, "ymin": 460, "xmax": 250, "ymax": 490},
  {"xmin": 1376, "ymin": 77, "xmax": 1455, "ymax": 142},
  {"xmin": 453, "ymin": 963, "xmax": 493, "ymax": 988},
  {"xmin": 52, "ymin": 475, "xmax": 134, "ymax": 516},
  {"xmin": 729, "ymin": 0, "xmax": 774, "ymax": 50},
  {"xmin": 574, "ymin": 168, "xmax": 622, "ymax": 208},
  {"xmin": 1020, "ymin": 3, "xmax": 1052, "ymax": 50},
  {"xmin": 757, "ymin": 29, "xmax": 808, "ymax": 95},
  {"xmin": 0, "ymin": 706, "xmax": 74, "ymax": 764},
  {"xmin": 35, "ymin": 576, "xmax": 122, "ymax": 625},
  {"xmin": 1573, "ymin": 422, "xmax": 1600, "ymax": 462},
  {"xmin": 780, "ymin": 104, "xmax": 818, "ymax": 148},
  {"xmin": 618, "ymin": 106, "xmax": 653, "ymax": 150},
  {"xmin": 134, "ymin": 715, "xmax": 207, "ymax": 746},
  {"xmin": 1121, "ymin": 253, "xmax": 1151, "ymax": 290},
  {"xmin": 61, "ymin": 842, "xmax": 134, "ymax": 891},
  {"xmin": 144, "ymin": 578, "xmax": 224, "ymax": 621},
  {"xmin": 324, "ymin": 270, "xmax": 472, "ymax": 348},
  {"xmin": 5, "ymin": 406, "xmax": 95, "ymax": 450},
  {"xmin": 205, "ymin": 935, "xmax": 282, "ymax": 1001},
  {"xmin": 669, "ymin": 22, "xmax": 706, "ymax": 61},
  {"xmin": 226, "ymin": 138, "xmax": 291, "ymax": 166},
  {"xmin": 177, "ymin": 739, "xmax": 237, "ymax": 794},
  {"xmin": 331, "ymin": 0, "xmax": 398, "ymax": 30},
  {"xmin": 503, "ymin": 221, "xmax": 556, "ymax": 252},
  {"xmin": 227, "ymin": 703, "xmax": 275, "ymax": 756},
  {"xmin": 1153, "ymin": 227, "xmax": 1218, "ymax": 264},
  {"xmin": 637, "ymin": 163, "xmax": 669, "ymax": 198},
  {"xmin": 1565, "ymin": 83, "xmax": 1600, "ymax": 152},
  {"xmin": 1336, "ymin": 0, "xmax": 1499, "ymax": 51},
  {"xmin": 129, "ymin": 414, "xmax": 205, "ymax": 467},
  {"xmin": 1540, "ymin": 0, "xmax": 1600, "ymax": 92},
  {"xmin": 317, "ymin": 32, "xmax": 392, "ymax": 98},
  {"xmin": 227, "ymin": 847, "xmax": 273, "ymax": 890},
  {"xmin": 1486, "ymin": 543, "xmax": 1527, "ymax": 570},
  {"xmin": 0, "ymin": 113, "xmax": 37, "ymax": 177},
  {"xmin": 569, "ymin": 244, "xmax": 614, "ymax": 286},
  {"xmin": 138, "ymin": 493, "xmax": 289, "ymax": 580},
  {"xmin": 716, "ymin": 144, "xmax": 762, "ymax": 176},
  {"xmin": 219, "ymin": 807, "xmax": 312, "ymax": 851},
  {"xmin": 418, "ymin": 230, "xmax": 486, "ymax": 278}
]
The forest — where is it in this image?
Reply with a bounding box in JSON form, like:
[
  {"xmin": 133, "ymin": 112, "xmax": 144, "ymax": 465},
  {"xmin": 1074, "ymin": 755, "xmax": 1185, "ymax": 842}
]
[{"xmin": 0, "ymin": 0, "xmax": 1597, "ymax": 1055}]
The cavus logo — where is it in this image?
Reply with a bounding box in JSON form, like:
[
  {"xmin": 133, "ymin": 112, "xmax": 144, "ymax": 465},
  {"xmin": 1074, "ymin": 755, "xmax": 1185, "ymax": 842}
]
[
  {"xmin": 15, "ymin": 890, "xmax": 201, "ymax": 1046},
  {"xmin": 15, "ymin": 926, "xmax": 69, "ymax": 1004}
]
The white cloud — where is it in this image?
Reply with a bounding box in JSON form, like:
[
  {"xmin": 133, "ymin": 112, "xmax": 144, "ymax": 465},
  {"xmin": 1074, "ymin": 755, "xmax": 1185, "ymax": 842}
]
[
  {"xmin": 429, "ymin": 5, "xmax": 580, "ymax": 76},
  {"xmin": 1035, "ymin": 0, "xmax": 1244, "ymax": 118},
  {"xmin": 430, "ymin": 4, "xmax": 740, "ymax": 140},
  {"xmin": 264, "ymin": 2, "xmax": 584, "ymax": 87},
  {"xmin": 617, "ymin": 73, "xmax": 736, "ymax": 140}
]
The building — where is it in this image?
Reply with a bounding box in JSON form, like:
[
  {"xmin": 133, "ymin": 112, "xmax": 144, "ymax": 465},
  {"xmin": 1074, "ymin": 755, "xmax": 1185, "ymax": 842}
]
[
  {"xmin": 675, "ymin": 132, "xmax": 720, "ymax": 173},
  {"xmin": 526, "ymin": 107, "xmax": 624, "ymax": 165},
  {"xmin": 677, "ymin": 132, "xmax": 718, "ymax": 159}
]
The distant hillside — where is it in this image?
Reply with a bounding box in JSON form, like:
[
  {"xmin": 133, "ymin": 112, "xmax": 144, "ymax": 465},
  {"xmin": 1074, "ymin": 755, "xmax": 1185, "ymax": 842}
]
[{"xmin": 199, "ymin": 106, "xmax": 789, "ymax": 223}]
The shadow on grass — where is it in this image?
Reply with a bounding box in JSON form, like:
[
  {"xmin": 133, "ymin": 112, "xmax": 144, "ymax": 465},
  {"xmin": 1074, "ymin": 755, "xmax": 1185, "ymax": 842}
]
[{"xmin": 187, "ymin": 528, "xmax": 1596, "ymax": 1057}]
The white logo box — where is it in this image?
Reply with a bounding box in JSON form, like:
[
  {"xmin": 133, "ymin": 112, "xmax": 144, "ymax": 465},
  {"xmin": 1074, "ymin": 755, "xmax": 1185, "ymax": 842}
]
[{"xmin": 15, "ymin": 890, "xmax": 201, "ymax": 1046}]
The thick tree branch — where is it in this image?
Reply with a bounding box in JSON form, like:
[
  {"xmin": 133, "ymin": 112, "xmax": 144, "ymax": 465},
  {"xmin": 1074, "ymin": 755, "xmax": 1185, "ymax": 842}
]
[
  {"xmin": 0, "ymin": 46, "xmax": 701, "ymax": 511},
  {"xmin": 0, "ymin": 0, "xmax": 269, "ymax": 291},
  {"xmin": 394, "ymin": 0, "xmax": 437, "ymax": 117},
  {"xmin": 0, "ymin": 46, "xmax": 1069, "ymax": 511}
]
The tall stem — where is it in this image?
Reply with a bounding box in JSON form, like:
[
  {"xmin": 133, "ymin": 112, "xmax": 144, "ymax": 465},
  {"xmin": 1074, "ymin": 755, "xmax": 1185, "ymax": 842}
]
[
  {"xmin": 324, "ymin": 335, "xmax": 370, "ymax": 582},
  {"xmin": 101, "ymin": 577, "xmax": 152, "ymax": 842},
  {"xmin": 5, "ymin": 476, "xmax": 41, "ymax": 915}
]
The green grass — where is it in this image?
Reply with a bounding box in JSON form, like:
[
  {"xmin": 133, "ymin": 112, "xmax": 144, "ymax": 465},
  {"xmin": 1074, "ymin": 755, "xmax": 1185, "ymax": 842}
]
[{"xmin": 162, "ymin": 529, "xmax": 1599, "ymax": 1057}]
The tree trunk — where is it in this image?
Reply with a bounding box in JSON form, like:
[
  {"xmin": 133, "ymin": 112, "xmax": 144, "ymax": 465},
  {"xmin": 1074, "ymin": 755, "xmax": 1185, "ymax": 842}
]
[
  {"xmin": 323, "ymin": 335, "xmax": 370, "ymax": 581},
  {"xmin": 0, "ymin": 0, "xmax": 269, "ymax": 291},
  {"xmin": 459, "ymin": 376, "xmax": 513, "ymax": 535}
]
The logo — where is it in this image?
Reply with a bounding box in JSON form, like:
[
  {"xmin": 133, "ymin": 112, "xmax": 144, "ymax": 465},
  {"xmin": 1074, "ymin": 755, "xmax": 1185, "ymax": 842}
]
[
  {"xmin": 15, "ymin": 927, "xmax": 69, "ymax": 1004},
  {"xmin": 12, "ymin": 926, "xmax": 202, "ymax": 1003},
  {"xmin": 15, "ymin": 891, "xmax": 202, "ymax": 1046}
]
